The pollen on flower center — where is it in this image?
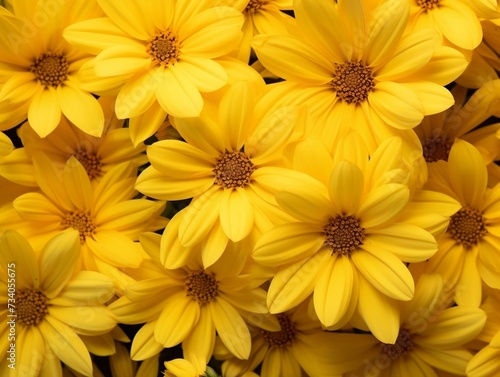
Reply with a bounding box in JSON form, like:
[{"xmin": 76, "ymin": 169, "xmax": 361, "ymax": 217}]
[
  {"xmin": 330, "ymin": 61, "xmax": 375, "ymax": 104},
  {"xmin": 380, "ymin": 328, "xmax": 414, "ymax": 359},
  {"xmin": 448, "ymin": 207, "xmax": 487, "ymax": 247},
  {"xmin": 62, "ymin": 210, "xmax": 96, "ymax": 243},
  {"xmin": 422, "ymin": 135, "xmax": 452, "ymax": 162},
  {"xmin": 417, "ymin": 0, "xmax": 439, "ymax": 10},
  {"xmin": 16, "ymin": 289, "xmax": 49, "ymax": 327},
  {"xmin": 30, "ymin": 52, "xmax": 69, "ymax": 88},
  {"xmin": 245, "ymin": 0, "xmax": 265, "ymax": 13},
  {"xmin": 213, "ymin": 151, "xmax": 255, "ymax": 189},
  {"xmin": 261, "ymin": 313, "xmax": 296, "ymax": 347},
  {"xmin": 323, "ymin": 215, "xmax": 365, "ymax": 255},
  {"xmin": 185, "ymin": 271, "xmax": 219, "ymax": 305},
  {"xmin": 73, "ymin": 150, "xmax": 102, "ymax": 179},
  {"xmin": 146, "ymin": 29, "xmax": 180, "ymax": 67}
]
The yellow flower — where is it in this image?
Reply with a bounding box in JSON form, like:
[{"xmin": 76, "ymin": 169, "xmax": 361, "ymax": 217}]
[
  {"xmin": 214, "ymin": 300, "xmax": 342, "ymax": 377},
  {"xmin": 9, "ymin": 155, "xmax": 166, "ymax": 291},
  {"xmin": 424, "ymin": 139, "xmax": 500, "ymax": 306},
  {"xmin": 109, "ymin": 233, "xmax": 270, "ymax": 365},
  {"xmin": 63, "ymin": 0, "xmax": 245, "ymax": 123},
  {"xmin": 415, "ymin": 81, "xmax": 500, "ymax": 167},
  {"xmin": 253, "ymin": 136, "xmax": 459, "ymax": 343},
  {"xmin": 135, "ymin": 80, "xmax": 301, "ymax": 266},
  {"xmin": 163, "ymin": 359, "xmax": 217, "ymax": 377},
  {"xmin": 0, "ymin": 0, "xmax": 105, "ymax": 137},
  {"xmin": 18, "ymin": 97, "xmax": 148, "ymax": 185},
  {"xmin": 251, "ymin": 0, "xmax": 467, "ymax": 151},
  {"xmin": 0, "ymin": 229, "xmax": 116, "ymax": 376},
  {"xmin": 327, "ymin": 273, "xmax": 486, "ymax": 376}
]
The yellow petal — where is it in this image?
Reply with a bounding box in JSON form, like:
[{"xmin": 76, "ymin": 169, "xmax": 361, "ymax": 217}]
[
  {"xmin": 352, "ymin": 246, "xmax": 414, "ymax": 300},
  {"xmin": 86, "ymin": 230, "xmax": 143, "ymax": 268},
  {"xmin": 313, "ymin": 255, "xmax": 354, "ymax": 327},
  {"xmin": 366, "ymin": 224, "xmax": 437, "ymax": 263},
  {"xmin": 183, "ymin": 305, "xmax": 215, "ymax": 369},
  {"xmin": 156, "ymin": 66, "xmax": 203, "ymax": 118},
  {"xmin": 27, "ymin": 87, "xmax": 61, "ymax": 138},
  {"xmin": 58, "ymin": 83, "xmax": 104, "ymax": 137},
  {"xmin": 219, "ymin": 188, "xmax": 254, "ymax": 242},
  {"xmin": 48, "ymin": 306, "xmax": 116, "ymax": 336},
  {"xmin": 130, "ymin": 321, "xmax": 164, "ymax": 360},
  {"xmin": 358, "ymin": 183, "xmax": 409, "ymax": 228},
  {"xmin": 328, "ymin": 160, "xmax": 363, "ymax": 215},
  {"xmin": 128, "ymin": 101, "xmax": 167, "ymax": 146},
  {"xmin": 39, "ymin": 230, "xmax": 80, "ymax": 298},
  {"xmin": 267, "ymin": 249, "xmax": 330, "ymax": 313},
  {"xmin": 97, "ymin": 0, "xmax": 151, "ymax": 39},
  {"xmin": 417, "ymin": 306, "xmax": 486, "ymax": 348},
  {"xmin": 155, "ymin": 292, "xmax": 200, "ymax": 347},
  {"xmin": 467, "ymin": 346, "xmax": 500, "ymax": 377},
  {"xmin": 253, "ymin": 222, "xmax": 325, "ymax": 266},
  {"xmin": 210, "ymin": 298, "xmax": 251, "ymax": 360},
  {"xmin": 447, "ymin": 139, "xmax": 487, "ymax": 208},
  {"xmin": 454, "ymin": 248, "xmax": 482, "ymax": 307},
  {"xmin": 114, "ymin": 68, "xmax": 159, "ymax": 119},
  {"xmin": 41, "ymin": 316, "xmax": 93, "ymax": 376},
  {"xmin": 0, "ymin": 230, "xmax": 38, "ymax": 289},
  {"xmin": 412, "ymin": 347, "xmax": 471, "ymax": 375},
  {"xmin": 356, "ymin": 275, "xmax": 400, "ymax": 343}
]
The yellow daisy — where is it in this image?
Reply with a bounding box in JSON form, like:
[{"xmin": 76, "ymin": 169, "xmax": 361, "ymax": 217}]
[
  {"xmin": 63, "ymin": 0, "xmax": 245, "ymax": 122},
  {"xmin": 253, "ymin": 136, "xmax": 460, "ymax": 343},
  {"xmin": 18, "ymin": 97, "xmax": 147, "ymax": 184},
  {"xmin": 251, "ymin": 0, "xmax": 467, "ymax": 151},
  {"xmin": 0, "ymin": 0, "xmax": 105, "ymax": 137},
  {"xmin": 0, "ymin": 229, "xmax": 116, "ymax": 376},
  {"xmin": 135, "ymin": 80, "xmax": 302, "ymax": 265},
  {"xmin": 109, "ymin": 232, "xmax": 271, "ymax": 367},
  {"xmin": 214, "ymin": 300, "xmax": 342, "ymax": 377},
  {"xmin": 327, "ymin": 273, "xmax": 486, "ymax": 376},
  {"xmin": 424, "ymin": 139, "xmax": 500, "ymax": 306},
  {"xmin": 415, "ymin": 81, "xmax": 500, "ymax": 166},
  {"xmin": 9, "ymin": 155, "xmax": 166, "ymax": 291}
]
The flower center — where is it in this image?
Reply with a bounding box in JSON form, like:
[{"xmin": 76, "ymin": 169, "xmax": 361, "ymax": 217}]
[
  {"xmin": 448, "ymin": 207, "xmax": 487, "ymax": 248},
  {"xmin": 16, "ymin": 289, "xmax": 49, "ymax": 327},
  {"xmin": 185, "ymin": 271, "xmax": 219, "ymax": 305},
  {"xmin": 146, "ymin": 29, "xmax": 180, "ymax": 67},
  {"xmin": 323, "ymin": 215, "xmax": 365, "ymax": 255},
  {"xmin": 73, "ymin": 150, "xmax": 102, "ymax": 179},
  {"xmin": 261, "ymin": 313, "xmax": 296, "ymax": 347},
  {"xmin": 62, "ymin": 210, "xmax": 96, "ymax": 243},
  {"xmin": 245, "ymin": 0, "xmax": 265, "ymax": 13},
  {"xmin": 417, "ymin": 0, "xmax": 439, "ymax": 10},
  {"xmin": 380, "ymin": 328, "xmax": 414, "ymax": 359},
  {"xmin": 213, "ymin": 151, "xmax": 255, "ymax": 189},
  {"xmin": 422, "ymin": 135, "xmax": 452, "ymax": 162},
  {"xmin": 330, "ymin": 61, "xmax": 375, "ymax": 104},
  {"xmin": 30, "ymin": 52, "xmax": 69, "ymax": 88}
]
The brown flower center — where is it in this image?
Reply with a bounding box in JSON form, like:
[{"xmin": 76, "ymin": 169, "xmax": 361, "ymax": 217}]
[
  {"xmin": 448, "ymin": 207, "xmax": 487, "ymax": 248},
  {"xmin": 380, "ymin": 328, "xmax": 414, "ymax": 359},
  {"xmin": 73, "ymin": 150, "xmax": 102, "ymax": 179},
  {"xmin": 30, "ymin": 52, "xmax": 69, "ymax": 88},
  {"xmin": 17, "ymin": 289, "xmax": 49, "ymax": 327},
  {"xmin": 62, "ymin": 210, "xmax": 96, "ymax": 243},
  {"xmin": 261, "ymin": 313, "xmax": 296, "ymax": 347},
  {"xmin": 213, "ymin": 151, "xmax": 255, "ymax": 189},
  {"xmin": 330, "ymin": 61, "xmax": 375, "ymax": 104},
  {"xmin": 323, "ymin": 215, "xmax": 365, "ymax": 255},
  {"xmin": 146, "ymin": 29, "xmax": 180, "ymax": 67},
  {"xmin": 417, "ymin": 0, "xmax": 439, "ymax": 10},
  {"xmin": 422, "ymin": 135, "xmax": 452, "ymax": 162},
  {"xmin": 245, "ymin": 0, "xmax": 265, "ymax": 13},
  {"xmin": 185, "ymin": 271, "xmax": 219, "ymax": 305}
]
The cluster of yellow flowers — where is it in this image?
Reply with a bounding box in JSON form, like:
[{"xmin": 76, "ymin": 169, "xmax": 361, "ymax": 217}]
[{"xmin": 1, "ymin": 0, "xmax": 500, "ymax": 376}]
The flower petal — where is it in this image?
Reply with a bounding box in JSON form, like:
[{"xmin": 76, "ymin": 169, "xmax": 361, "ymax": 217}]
[
  {"xmin": 358, "ymin": 183, "xmax": 409, "ymax": 228},
  {"xmin": 27, "ymin": 87, "xmax": 61, "ymax": 138},
  {"xmin": 0, "ymin": 230, "xmax": 38, "ymax": 289},
  {"xmin": 219, "ymin": 188, "xmax": 254, "ymax": 242},
  {"xmin": 352, "ymin": 246, "xmax": 414, "ymax": 300},
  {"xmin": 267, "ymin": 249, "xmax": 330, "ymax": 313}
]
